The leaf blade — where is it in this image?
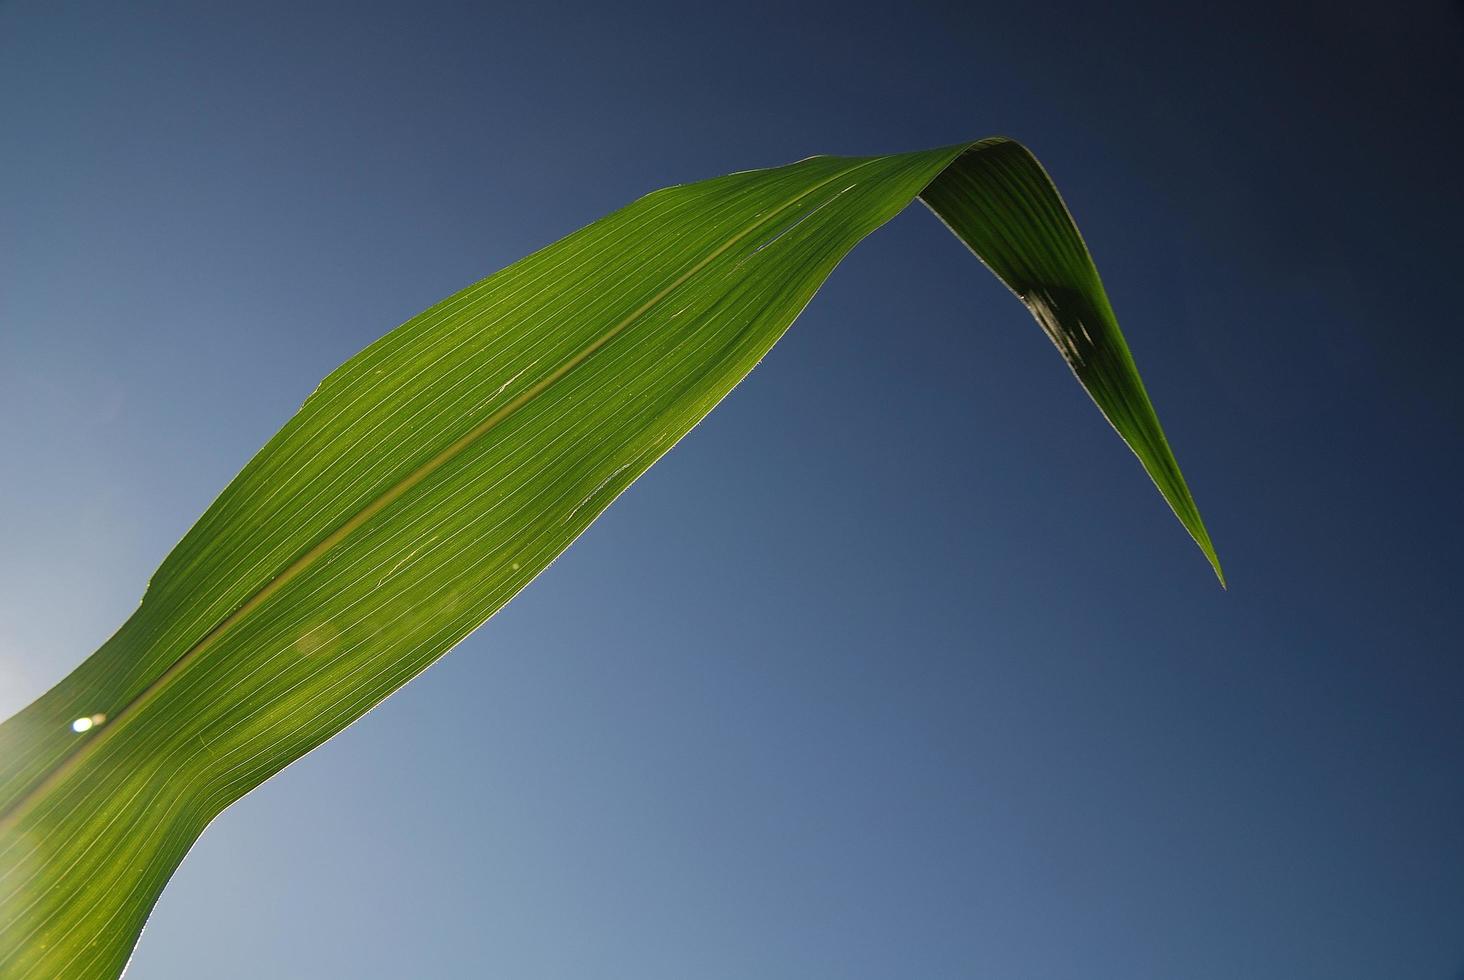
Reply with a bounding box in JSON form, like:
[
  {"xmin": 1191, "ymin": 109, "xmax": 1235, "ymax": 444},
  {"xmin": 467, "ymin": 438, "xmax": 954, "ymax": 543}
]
[{"xmin": 0, "ymin": 139, "xmax": 1217, "ymax": 978}]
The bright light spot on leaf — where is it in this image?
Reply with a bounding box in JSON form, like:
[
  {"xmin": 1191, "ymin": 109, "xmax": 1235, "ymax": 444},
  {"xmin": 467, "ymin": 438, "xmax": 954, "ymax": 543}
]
[
  {"xmin": 294, "ymin": 623, "xmax": 341, "ymax": 657},
  {"xmin": 70, "ymin": 713, "xmax": 107, "ymax": 733}
]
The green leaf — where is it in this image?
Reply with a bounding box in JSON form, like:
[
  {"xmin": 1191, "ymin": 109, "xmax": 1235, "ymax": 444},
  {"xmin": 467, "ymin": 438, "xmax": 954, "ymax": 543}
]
[{"xmin": 0, "ymin": 137, "xmax": 1220, "ymax": 978}]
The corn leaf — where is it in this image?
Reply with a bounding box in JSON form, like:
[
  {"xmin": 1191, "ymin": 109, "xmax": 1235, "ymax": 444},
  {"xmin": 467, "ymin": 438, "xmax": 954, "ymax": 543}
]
[{"xmin": 0, "ymin": 137, "xmax": 1220, "ymax": 979}]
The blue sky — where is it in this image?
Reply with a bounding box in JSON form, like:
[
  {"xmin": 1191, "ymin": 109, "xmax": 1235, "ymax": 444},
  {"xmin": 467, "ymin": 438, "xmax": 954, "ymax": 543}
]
[{"xmin": 2, "ymin": 1, "xmax": 1461, "ymax": 977}]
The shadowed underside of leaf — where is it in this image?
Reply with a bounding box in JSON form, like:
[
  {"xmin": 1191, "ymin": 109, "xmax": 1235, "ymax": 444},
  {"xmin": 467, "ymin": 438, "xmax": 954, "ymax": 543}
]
[{"xmin": 0, "ymin": 137, "xmax": 1219, "ymax": 979}]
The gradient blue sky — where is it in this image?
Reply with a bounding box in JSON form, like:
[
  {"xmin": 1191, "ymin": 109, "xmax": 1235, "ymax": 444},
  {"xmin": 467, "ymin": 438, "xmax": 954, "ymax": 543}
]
[{"xmin": 3, "ymin": 1, "xmax": 1462, "ymax": 977}]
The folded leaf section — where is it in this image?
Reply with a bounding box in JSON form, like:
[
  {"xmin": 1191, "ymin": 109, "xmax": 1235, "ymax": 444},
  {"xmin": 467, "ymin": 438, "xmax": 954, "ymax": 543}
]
[{"xmin": 917, "ymin": 139, "xmax": 1221, "ymax": 580}]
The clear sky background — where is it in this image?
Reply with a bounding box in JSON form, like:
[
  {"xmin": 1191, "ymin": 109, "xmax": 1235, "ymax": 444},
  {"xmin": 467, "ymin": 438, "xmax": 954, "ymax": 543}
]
[{"xmin": 2, "ymin": 1, "xmax": 1462, "ymax": 977}]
